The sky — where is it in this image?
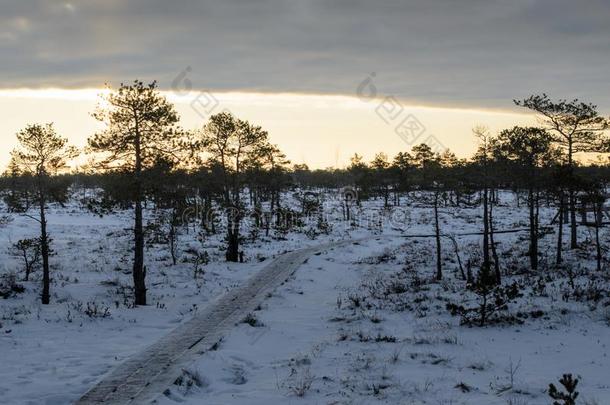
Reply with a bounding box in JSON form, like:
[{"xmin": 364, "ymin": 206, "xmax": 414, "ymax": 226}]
[{"xmin": 1, "ymin": 0, "xmax": 610, "ymax": 169}]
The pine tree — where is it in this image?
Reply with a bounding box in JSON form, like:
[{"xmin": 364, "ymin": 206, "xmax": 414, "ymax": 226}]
[
  {"xmin": 494, "ymin": 126, "xmax": 557, "ymax": 271},
  {"xmin": 88, "ymin": 80, "xmax": 184, "ymax": 306},
  {"xmin": 548, "ymin": 374, "xmax": 579, "ymax": 405},
  {"xmin": 199, "ymin": 112, "xmax": 270, "ymax": 262},
  {"xmin": 11, "ymin": 123, "xmax": 76, "ymax": 304},
  {"xmin": 515, "ymin": 94, "xmax": 609, "ymax": 249}
]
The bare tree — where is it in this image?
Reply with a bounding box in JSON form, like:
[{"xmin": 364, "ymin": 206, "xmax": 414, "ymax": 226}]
[{"xmin": 13, "ymin": 238, "xmax": 41, "ymax": 281}]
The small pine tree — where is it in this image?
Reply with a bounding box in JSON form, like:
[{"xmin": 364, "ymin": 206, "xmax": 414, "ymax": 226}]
[
  {"xmin": 548, "ymin": 374, "xmax": 579, "ymax": 405},
  {"xmin": 11, "ymin": 123, "xmax": 76, "ymax": 304}
]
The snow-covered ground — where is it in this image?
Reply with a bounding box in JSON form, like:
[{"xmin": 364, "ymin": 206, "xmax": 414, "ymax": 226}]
[{"xmin": 1, "ymin": 191, "xmax": 609, "ymax": 404}]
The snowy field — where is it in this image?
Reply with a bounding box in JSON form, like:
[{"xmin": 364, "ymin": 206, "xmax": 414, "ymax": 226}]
[{"xmin": 1, "ymin": 191, "xmax": 610, "ymax": 404}]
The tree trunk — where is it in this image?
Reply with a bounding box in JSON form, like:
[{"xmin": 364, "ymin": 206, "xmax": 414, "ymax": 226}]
[
  {"xmin": 169, "ymin": 210, "xmax": 177, "ymax": 266},
  {"xmin": 556, "ymin": 193, "xmax": 564, "ymax": 265},
  {"xmin": 39, "ymin": 190, "xmax": 50, "ymax": 305},
  {"xmin": 595, "ymin": 200, "xmax": 602, "ymax": 272},
  {"xmin": 226, "ymin": 204, "xmax": 240, "ymax": 262},
  {"xmin": 384, "ymin": 185, "xmax": 389, "ymax": 207},
  {"xmin": 133, "ymin": 125, "xmax": 147, "ymax": 306},
  {"xmin": 482, "ymin": 187, "xmax": 491, "ymax": 279},
  {"xmin": 24, "ymin": 251, "xmax": 31, "ymax": 282},
  {"xmin": 345, "ymin": 196, "xmax": 350, "ymax": 221},
  {"xmin": 210, "ymin": 199, "xmax": 216, "ymax": 234},
  {"xmin": 275, "ymin": 197, "xmax": 282, "ymax": 226},
  {"xmin": 265, "ymin": 211, "xmax": 271, "ymax": 237},
  {"xmin": 489, "ymin": 193, "xmax": 501, "ymax": 284},
  {"xmin": 201, "ymin": 194, "xmax": 212, "ymax": 234},
  {"xmin": 133, "ymin": 198, "xmax": 146, "ymax": 305},
  {"xmin": 568, "ymin": 143, "xmax": 578, "ymax": 249},
  {"xmin": 448, "ymin": 234, "xmax": 466, "ymax": 281},
  {"xmin": 226, "ymin": 227, "xmax": 239, "ymax": 262},
  {"xmin": 434, "ymin": 191, "xmax": 442, "ymax": 280},
  {"xmin": 533, "ymin": 192, "xmax": 539, "ymax": 270}
]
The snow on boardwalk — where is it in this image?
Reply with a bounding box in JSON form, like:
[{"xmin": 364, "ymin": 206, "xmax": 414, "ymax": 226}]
[{"xmin": 76, "ymin": 239, "xmax": 355, "ymax": 404}]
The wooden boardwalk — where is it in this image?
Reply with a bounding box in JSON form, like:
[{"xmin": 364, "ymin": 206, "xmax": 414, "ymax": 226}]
[{"xmin": 75, "ymin": 240, "xmax": 354, "ymax": 404}]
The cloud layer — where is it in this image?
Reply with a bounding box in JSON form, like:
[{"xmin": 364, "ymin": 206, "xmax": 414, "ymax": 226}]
[{"xmin": 2, "ymin": 0, "xmax": 610, "ymax": 110}]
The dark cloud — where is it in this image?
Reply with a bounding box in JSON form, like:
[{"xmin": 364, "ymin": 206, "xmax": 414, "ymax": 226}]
[{"xmin": 2, "ymin": 0, "xmax": 610, "ymax": 110}]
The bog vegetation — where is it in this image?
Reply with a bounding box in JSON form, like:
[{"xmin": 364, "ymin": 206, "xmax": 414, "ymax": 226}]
[{"xmin": 2, "ymin": 82, "xmax": 610, "ymax": 316}]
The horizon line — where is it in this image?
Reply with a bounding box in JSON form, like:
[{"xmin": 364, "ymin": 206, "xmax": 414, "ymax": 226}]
[{"xmin": 0, "ymin": 87, "xmax": 534, "ymax": 117}]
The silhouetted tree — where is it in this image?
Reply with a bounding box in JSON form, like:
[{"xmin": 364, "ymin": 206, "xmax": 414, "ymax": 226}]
[
  {"xmin": 2, "ymin": 157, "xmax": 34, "ymax": 212},
  {"xmin": 370, "ymin": 152, "xmax": 390, "ymax": 207},
  {"xmin": 199, "ymin": 112, "xmax": 270, "ymax": 262},
  {"xmin": 472, "ymin": 125, "xmax": 500, "ymax": 285},
  {"xmin": 88, "ymin": 80, "xmax": 184, "ymax": 305},
  {"xmin": 347, "ymin": 153, "xmax": 369, "ymax": 206},
  {"xmin": 10, "ymin": 123, "xmax": 76, "ymax": 304},
  {"xmin": 494, "ymin": 126, "xmax": 556, "ymax": 271},
  {"xmin": 390, "ymin": 151, "xmax": 413, "ymax": 205},
  {"xmin": 515, "ymin": 94, "xmax": 609, "ymax": 249}
]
